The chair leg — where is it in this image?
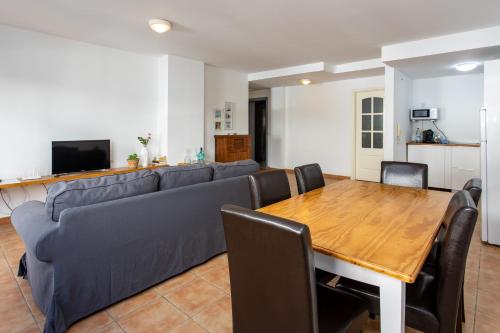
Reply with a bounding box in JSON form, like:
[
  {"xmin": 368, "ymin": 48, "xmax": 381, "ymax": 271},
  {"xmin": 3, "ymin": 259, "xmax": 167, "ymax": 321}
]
[
  {"xmin": 456, "ymin": 300, "xmax": 463, "ymax": 333},
  {"xmin": 461, "ymin": 286, "xmax": 465, "ymax": 323},
  {"xmin": 456, "ymin": 289, "xmax": 464, "ymax": 333}
]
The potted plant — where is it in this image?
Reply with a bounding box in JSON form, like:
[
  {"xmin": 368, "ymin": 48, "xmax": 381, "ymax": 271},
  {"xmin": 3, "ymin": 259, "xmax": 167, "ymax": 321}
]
[
  {"xmin": 138, "ymin": 133, "xmax": 152, "ymax": 168},
  {"xmin": 127, "ymin": 153, "xmax": 140, "ymax": 168}
]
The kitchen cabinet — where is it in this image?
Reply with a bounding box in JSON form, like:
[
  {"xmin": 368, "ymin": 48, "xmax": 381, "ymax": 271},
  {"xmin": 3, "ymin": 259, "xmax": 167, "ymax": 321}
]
[
  {"xmin": 407, "ymin": 143, "xmax": 480, "ymax": 190},
  {"xmin": 450, "ymin": 146, "xmax": 481, "ymax": 190}
]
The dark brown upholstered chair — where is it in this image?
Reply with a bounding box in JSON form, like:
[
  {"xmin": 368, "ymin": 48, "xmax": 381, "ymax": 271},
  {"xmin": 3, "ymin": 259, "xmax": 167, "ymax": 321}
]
[
  {"xmin": 462, "ymin": 178, "xmax": 482, "ymax": 206},
  {"xmin": 248, "ymin": 168, "xmax": 334, "ymax": 284},
  {"xmin": 221, "ymin": 204, "xmax": 369, "ymax": 333},
  {"xmin": 248, "ymin": 169, "xmax": 291, "ymax": 209},
  {"xmin": 422, "ymin": 178, "xmax": 482, "ymax": 322},
  {"xmin": 294, "ymin": 163, "xmax": 326, "ymax": 195},
  {"xmin": 294, "ymin": 163, "xmax": 336, "ymax": 284},
  {"xmin": 380, "ymin": 161, "xmax": 428, "ymax": 189},
  {"xmin": 335, "ymin": 191, "xmax": 478, "ymax": 333}
]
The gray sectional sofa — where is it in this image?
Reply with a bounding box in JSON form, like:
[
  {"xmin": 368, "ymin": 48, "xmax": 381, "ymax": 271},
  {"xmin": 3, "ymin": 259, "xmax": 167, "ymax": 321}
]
[{"xmin": 11, "ymin": 160, "xmax": 259, "ymax": 333}]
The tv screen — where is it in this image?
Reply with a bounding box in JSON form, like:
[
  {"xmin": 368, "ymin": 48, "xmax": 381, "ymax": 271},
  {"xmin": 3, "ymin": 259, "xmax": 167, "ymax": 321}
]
[{"xmin": 52, "ymin": 140, "xmax": 110, "ymax": 174}]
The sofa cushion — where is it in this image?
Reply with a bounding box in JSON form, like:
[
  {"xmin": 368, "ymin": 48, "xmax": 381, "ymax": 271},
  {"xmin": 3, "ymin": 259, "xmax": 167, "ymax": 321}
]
[
  {"xmin": 211, "ymin": 160, "xmax": 260, "ymax": 180},
  {"xmin": 45, "ymin": 170, "xmax": 159, "ymax": 221},
  {"xmin": 155, "ymin": 165, "xmax": 214, "ymax": 191}
]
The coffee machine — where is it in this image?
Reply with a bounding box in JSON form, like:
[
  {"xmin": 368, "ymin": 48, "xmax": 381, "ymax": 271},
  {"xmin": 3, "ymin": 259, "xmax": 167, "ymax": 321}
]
[{"xmin": 423, "ymin": 129, "xmax": 434, "ymax": 143}]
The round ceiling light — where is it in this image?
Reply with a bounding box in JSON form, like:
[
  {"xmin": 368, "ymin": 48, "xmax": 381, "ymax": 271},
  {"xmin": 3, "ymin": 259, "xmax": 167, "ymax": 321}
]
[
  {"xmin": 148, "ymin": 19, "xmax": 172, "ymax": 34},
  {"xmin": 300, "ymin": 78, "xmax": 312, "ymax": 85},
  {"xmin": 454, "ymin": 62, "xmax": 480, "ymax": 72}
]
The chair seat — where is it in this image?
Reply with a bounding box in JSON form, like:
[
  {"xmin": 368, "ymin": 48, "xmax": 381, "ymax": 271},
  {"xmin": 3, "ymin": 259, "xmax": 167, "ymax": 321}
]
[
  {"xmin": 317, "ymin": 284, "xmax": 369, "ymax": 333},
  {"xmin": 335, "ymin": 273, "xmax": 439, "ymax": 333}
]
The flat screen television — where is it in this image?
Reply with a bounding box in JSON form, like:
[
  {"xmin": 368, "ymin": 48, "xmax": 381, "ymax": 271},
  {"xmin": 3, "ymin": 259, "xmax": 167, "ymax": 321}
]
[{"xmin": 52, "ymin": 140, "xmax": 110, "ymax": 174}]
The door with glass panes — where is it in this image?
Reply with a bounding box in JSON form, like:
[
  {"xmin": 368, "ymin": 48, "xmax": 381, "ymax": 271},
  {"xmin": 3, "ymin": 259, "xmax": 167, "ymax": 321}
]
[{"xmin": 355, "ymin": 90, "xmax": 384, "ymax": 182}]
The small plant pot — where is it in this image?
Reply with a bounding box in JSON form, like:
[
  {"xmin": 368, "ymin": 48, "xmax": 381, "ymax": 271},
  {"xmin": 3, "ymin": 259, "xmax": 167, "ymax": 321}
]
[{"xmin": 127, "ymin": 159, "xmax": 139, "ymax": 168}]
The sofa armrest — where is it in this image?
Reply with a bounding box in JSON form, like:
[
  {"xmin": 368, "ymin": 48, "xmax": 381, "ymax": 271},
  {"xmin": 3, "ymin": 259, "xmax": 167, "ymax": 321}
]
[{"xmin": 11, "ymin": 201, "xmax": 59, "ymax": 262}]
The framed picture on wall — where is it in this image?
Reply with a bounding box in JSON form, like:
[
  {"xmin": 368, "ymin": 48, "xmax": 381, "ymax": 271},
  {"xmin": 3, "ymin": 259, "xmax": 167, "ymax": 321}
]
[
  {"xmin": 214, "ymin": 109, "xmax": 223, "ymax": 131},
  {"xmin": 224, "ymin": 102, "xmax": 234, "ymax": 130}
]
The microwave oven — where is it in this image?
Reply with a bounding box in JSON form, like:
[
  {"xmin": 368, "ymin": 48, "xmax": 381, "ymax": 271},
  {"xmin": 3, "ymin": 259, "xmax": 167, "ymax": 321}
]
[{"xmin": 410, "ymin": 108, "xmax": 439, "ymax": 121}]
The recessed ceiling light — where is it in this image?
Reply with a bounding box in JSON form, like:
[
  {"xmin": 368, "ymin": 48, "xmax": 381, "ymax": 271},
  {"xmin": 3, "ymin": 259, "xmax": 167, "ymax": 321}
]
[
  {"xmin": 454, "ymin": 62, "xmax": 480, "ymax": 72},
  {"xmin": 148, "ymin": 19, "xmax": 172, "ymax": 34},
  {"xmin": 300, "ymin": 78, "xmax": 312, "ymax": 85}
]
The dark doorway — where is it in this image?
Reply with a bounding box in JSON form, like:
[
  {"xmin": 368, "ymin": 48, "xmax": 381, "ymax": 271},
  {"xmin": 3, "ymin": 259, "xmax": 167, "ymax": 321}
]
[{"xmin": 249, "ymin": 98, "xmax": 268, "ymax": 168}]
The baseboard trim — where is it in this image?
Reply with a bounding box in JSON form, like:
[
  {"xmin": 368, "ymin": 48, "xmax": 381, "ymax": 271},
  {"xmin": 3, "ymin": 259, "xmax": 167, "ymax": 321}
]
[
  {"xmin": 281, "ymin": 168, "xmax": 350, "ymax": 180},
  {"xmin": 323, "ymin": 173, "xmax": 351, "ymax": 180}
]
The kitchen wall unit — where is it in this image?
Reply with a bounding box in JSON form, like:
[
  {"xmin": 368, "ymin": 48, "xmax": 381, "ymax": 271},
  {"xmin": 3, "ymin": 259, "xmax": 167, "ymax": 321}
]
[{"xmin": 407, "ymin": 143, "xmax": 480, "ymax": 190}]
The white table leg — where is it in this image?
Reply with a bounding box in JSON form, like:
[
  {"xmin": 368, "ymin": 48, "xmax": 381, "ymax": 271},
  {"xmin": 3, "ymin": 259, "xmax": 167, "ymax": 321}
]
[
  {"xmin": 314, "ymin": 252, "xmax": 405, "ymax": 333},
  {"xmin": 379, "ymin": 278, "xmax": 406, "ymax": 333}
]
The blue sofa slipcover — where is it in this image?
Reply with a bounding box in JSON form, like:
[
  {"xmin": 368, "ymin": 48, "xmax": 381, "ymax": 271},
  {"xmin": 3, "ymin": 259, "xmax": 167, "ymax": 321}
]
[{"xmin": 11, "ymin": 160, "xmax": 259, "ymax": 333}]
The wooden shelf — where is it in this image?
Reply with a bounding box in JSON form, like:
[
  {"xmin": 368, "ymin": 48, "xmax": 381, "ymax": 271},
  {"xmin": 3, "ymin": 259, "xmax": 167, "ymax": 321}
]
[{"xmin": 0, "ymin": 165, "xmax": 167, "ymax": 190}]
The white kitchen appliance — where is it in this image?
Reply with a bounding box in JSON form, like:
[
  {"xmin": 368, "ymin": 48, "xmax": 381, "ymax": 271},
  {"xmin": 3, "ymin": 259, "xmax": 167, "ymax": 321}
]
[
  {"xmin": 410, "ymin": 108, "xmax": 439, "ymax": 121},
  {"xmin": 481, "ymin": 59, "xmax": 500, "ymax": 245}
]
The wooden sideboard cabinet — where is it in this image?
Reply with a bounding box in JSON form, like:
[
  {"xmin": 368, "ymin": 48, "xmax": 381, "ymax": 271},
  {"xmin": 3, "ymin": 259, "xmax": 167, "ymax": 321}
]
[{"xmin": 215, "ymin": 135, "xmax": 251, "ymax": 162}]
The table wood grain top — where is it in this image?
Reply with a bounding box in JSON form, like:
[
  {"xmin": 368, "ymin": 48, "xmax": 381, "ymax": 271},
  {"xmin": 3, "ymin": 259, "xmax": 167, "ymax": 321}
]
[{"xmin": 258, "ymin": 179, "xmax": 453, "ymax": 283}]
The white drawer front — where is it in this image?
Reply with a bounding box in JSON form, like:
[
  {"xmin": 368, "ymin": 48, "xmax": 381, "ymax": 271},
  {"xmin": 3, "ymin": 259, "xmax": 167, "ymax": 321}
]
[
  {"xmin": 408, "ymin": 145, "xmax": 446, "ymax": 188},
  {"xmin": 451, "ymin": 147, "xmax": 480, "ymax": 190}
]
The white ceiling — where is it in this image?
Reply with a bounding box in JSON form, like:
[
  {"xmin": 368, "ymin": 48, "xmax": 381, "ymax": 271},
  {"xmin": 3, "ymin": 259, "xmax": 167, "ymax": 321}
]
[
  {"xmin": 249, "ymin": 67, "xmax": 385, "ymax": 90},
  {"xmin": 385, "ymin": 47, "xmax": 500, "ymax": 79},
  {"xmin": 2, "ymin": 0, "xmax": 500, "ymax": 73}
]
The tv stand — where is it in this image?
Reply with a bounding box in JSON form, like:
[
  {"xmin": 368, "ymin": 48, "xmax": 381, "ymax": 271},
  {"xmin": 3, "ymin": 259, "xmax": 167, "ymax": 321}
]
[{"xmin": 0, "ymin": 165, "xmax": 166, "ymax": 190}]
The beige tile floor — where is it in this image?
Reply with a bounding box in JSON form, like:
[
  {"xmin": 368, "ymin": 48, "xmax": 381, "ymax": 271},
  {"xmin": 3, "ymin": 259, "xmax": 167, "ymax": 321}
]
[{"xmin": 0, "ymin": 174, "xmax": 499, "ymax": 332}]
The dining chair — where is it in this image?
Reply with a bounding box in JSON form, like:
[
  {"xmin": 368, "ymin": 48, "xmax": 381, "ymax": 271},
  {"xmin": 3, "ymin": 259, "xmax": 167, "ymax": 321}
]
[
  {"xmin": 334, "ymin": 190, "xmax": 478, "ymax": 333},
  {"xmin": 293, "ymin": 163, "xmax": 336, "ymax": 284},
  {"xmin": 422, "ymin": 178, "xmax": 482, "ymax": 322},
  {"xmin": 221, "ymin": 204, "xmax": 369, "ymax": 333},
  {"xmin": 294, "ymin": 163, "xmax": 326, "ymax": 195},
  {"xmin": 248, "ymin": 169, "xmax": 291, "ymax": 209},
  {"xmin": 380, "ymin": 161, "xmax": 429, "ymax": 189},
  {"xmin": 462, "ymin": 178, "xmax": 482, "ymax": 206}
]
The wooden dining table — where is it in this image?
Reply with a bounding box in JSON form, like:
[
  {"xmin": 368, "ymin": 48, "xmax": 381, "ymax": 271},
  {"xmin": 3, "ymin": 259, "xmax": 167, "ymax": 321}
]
[{"xmin": 258, "ymin": 179, "xmax": 453, "ymax": 333}]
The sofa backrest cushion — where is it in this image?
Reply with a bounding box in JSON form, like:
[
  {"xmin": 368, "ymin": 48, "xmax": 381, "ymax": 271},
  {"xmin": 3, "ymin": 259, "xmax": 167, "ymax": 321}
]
[
  {"xmin": 45, "ymin": 170, "xmax": 159, "ymax": 221},
  {"xmin": 155, "ymin": 165, "xmax": 214, "ymax": 191},
  {"xmin": 211, "ymin": 160, "xmax": 260, "ymax": 180}
]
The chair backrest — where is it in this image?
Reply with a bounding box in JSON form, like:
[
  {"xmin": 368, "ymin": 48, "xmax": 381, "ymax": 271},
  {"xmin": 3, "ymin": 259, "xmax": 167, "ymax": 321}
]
[
  {"xmin": 221, "ymin": 204, "xmax": 319, "ymax": 333},
  {"xmin": 380, "ymin": 161, "xmax": 428, "ymax": 189},
  {"xmin": 462, "ymin": 178, "xmax": 482, "ymax": 206},
  {"xmin": 436, "ymin": 191, "xmax": 478, "ymax": 333},
  {"xmin": 294, "ymin": 163, "xmax": 326, "ymax": 195},
  {"xmin": 248, "ymin": 169, "xmax": 291, "ymax": 209}
]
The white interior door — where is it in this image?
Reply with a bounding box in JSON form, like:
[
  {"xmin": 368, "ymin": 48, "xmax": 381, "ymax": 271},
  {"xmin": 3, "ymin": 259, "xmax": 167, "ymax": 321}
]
[{"xmin": 355, "ymin": 90, "xmax": 384, "ymax": 182}]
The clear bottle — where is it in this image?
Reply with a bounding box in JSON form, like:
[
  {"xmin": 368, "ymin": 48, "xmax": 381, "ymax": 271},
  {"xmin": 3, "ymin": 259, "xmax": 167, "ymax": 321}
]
[{"xmin": 415, "ymin": 128, "xmax": 422, "ymax": 143}]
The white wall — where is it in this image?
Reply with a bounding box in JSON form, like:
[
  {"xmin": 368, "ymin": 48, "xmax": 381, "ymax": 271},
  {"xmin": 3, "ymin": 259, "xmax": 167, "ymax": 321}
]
[
  {"xmin": 392, "ymin": 68, "xmax": 413, "ymax": 161},
  {"xmin": 411, "ymin": 74, "xmax": 483, "ymax": 143},
  {"xmin": 249, "ymin": 89, "xmax": 270, "ymax": 99},
  {"xmin": 161, "ymin": 55, "xmax": 205, "ymax": 164},
  {"xmin": 204, "ymin": 65, "xmax": 248, "ymax": 161},
  {"xmin": 269, "ymin": 87, "xmax": 287, "ymax": 168},
  {"xmin": 0, "ymin": 25, "xmax": 159, "ymax": 179},
  {"xmin": 0, "ymin": 25, "xmax": 159, "ymax": 216},
  {"xmin": 269, "ymin": 76, "xmax": 385, "ymax": 176}
]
